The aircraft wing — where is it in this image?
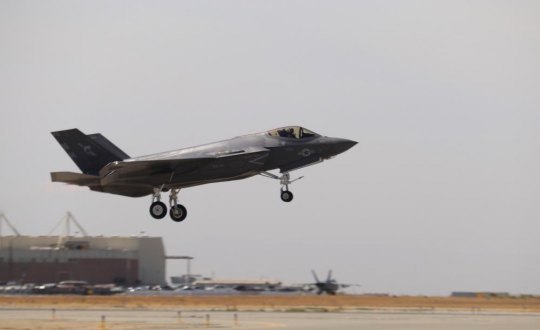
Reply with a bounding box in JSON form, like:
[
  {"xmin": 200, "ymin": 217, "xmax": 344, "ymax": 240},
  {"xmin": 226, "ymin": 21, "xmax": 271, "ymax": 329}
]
[
  {"xmin": 98, "ymin": 148, "xmax": 270, "ymax": 191},
  {"xmin": 99, "ymin": 158, "xmax": 212, "ymax": 185},
  {"xmin": 338, "ymin": 284, "xmax": 361, "ymax": 288},
  {"xmin": 52, "ymin": 148, "xmax": 269, "ymax": 197}
]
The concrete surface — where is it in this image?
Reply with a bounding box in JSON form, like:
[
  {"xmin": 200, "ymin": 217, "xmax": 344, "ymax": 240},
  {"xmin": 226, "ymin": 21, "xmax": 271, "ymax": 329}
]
[{"xmin": 1, "ymin": 308, "xmax": 539, "ymax": 329}]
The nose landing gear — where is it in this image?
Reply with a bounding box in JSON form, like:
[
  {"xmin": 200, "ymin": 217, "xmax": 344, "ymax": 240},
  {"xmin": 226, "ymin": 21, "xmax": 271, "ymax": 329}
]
[
  {"xmin": 149, "ymin": 187, "xmax": 187, "ymax": 222},
  {"xmin": 260, "ymin": 171, "xmax": 303, "ymax": 203},
  {"xmin": 280, "ymin": 189, "xmax": 294, "ymax": 202}
]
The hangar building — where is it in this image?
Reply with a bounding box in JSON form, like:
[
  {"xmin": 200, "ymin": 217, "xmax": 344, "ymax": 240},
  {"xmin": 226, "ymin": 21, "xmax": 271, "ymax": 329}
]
[{"xmin": 0, "ymin": 235, "xmax": 166, "ymax": 286}]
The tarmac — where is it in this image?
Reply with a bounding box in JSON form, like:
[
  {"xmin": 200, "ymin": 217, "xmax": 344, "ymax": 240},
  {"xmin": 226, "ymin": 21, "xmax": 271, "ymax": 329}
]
[{"xmin": 1, "ymin": 308, "xmax": 539, "ymax": 330}]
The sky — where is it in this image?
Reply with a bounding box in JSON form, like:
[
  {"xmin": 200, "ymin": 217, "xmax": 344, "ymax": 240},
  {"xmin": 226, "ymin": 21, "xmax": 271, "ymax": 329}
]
[{"xmin": 1, "ymin": 1, "xmax": 539, "ymax": 295}]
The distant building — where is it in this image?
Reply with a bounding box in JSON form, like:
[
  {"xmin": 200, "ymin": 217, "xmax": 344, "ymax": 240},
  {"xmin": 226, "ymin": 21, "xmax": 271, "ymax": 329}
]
[
  {"xmin": 451, "ymin": 291, "xmax": 477, "ymax": 298},
  {"xmin": 170, "ymin": 274, "xmax": 282, "ymax": 290},
  {"xmin": 0, "ymin": 235, "xmax": 166, "ymax": 285},
  {"xmin": 451, "ymin": 291, "xmax": 510, "ymax": 298},
  {"xmin": 192, "ymin": 278, "xmax": 282, "ymax": 290},
  {"xmin": 170, "ymin": 274, "xmax": 210, "ymax": 286}
]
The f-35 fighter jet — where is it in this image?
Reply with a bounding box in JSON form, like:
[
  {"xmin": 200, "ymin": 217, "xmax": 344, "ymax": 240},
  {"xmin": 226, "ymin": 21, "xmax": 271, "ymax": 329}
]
[{"xmin": 51, "ymin": 126, "xmax": 356, "ymax": 222}]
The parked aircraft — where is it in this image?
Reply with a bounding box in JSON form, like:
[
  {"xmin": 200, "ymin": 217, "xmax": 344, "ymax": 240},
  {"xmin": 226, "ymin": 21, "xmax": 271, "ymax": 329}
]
[
  {"xmin": 51, "ymin": 126, "xmax": 356, "ymax": 222},
  {"xmin": 310, "ymin": 270, "xmax": 359, "ymax": 295}
]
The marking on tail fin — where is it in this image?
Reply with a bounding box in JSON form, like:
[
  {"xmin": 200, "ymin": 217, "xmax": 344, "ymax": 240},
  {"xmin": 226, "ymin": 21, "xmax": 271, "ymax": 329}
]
[
  {"xmin": 78, "ymin": 143, "xmax": 97, "ymax": 157},
  {"xmin": 52, "ymin": 128, "xmax": 127, "ymax": 175}
]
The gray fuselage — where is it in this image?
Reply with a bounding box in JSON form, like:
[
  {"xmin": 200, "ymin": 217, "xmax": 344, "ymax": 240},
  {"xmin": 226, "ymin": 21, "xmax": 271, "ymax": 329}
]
[{"xmin": 114, "ymin": 132, "xmax": 355, "ymax": 192}]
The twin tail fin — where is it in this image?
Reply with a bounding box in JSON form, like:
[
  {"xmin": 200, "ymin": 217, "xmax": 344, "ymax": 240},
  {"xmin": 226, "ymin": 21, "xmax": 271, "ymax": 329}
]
[{"xmin": 51, "ymin": 129, "xmax": 130, "ymax": 175}]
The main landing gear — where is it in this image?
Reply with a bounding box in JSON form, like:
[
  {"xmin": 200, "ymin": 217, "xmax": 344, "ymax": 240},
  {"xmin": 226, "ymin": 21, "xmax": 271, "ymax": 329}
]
[
  {"xmin": 149, "ymin": 187, "xmax": 187, "ymax": 222},
  {"xmin": 260, "ymin": 171, "xmax": 303, "ymax": 203}
]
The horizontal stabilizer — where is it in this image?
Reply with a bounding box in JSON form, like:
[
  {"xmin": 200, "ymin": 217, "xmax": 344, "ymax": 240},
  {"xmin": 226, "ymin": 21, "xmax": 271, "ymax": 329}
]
[{"xmin": 51, "ymin": 171, "xmax": 100, "ymax": 187}]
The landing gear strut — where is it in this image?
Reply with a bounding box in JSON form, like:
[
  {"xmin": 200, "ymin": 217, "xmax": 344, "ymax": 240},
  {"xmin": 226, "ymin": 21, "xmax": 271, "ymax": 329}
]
[
  {"xmin": 169, "ymin": 188, "xmax": 187, "ymax": 222},
  {"xmin": 149, "ymin": 187, "xmax": 188, "ymax": 222},
  {"xmin": 260, "ymin": 171, "xmax": 303, "ymax": 203}
]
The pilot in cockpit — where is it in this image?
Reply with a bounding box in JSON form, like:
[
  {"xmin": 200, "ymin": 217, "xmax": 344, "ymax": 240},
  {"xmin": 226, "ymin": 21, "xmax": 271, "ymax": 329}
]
[
  {"xmin": 278, "ymin": 128, "xmax": 295, "ymax": 138},
  {"xmin": 287, "ymin": 128, "xmax": 295, "ymax": 138}
]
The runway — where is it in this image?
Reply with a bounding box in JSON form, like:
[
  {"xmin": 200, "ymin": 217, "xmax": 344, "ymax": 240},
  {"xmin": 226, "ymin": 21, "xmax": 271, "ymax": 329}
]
[{"xmin": 1, "ymin": 308, "xmax": 539, "ymax": 329}]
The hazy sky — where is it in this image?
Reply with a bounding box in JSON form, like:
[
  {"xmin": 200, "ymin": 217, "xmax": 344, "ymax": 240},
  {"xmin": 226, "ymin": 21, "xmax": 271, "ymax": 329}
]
[{"xmin": 1, "ymin": 1, "xmax": 539, "ymax": 295}]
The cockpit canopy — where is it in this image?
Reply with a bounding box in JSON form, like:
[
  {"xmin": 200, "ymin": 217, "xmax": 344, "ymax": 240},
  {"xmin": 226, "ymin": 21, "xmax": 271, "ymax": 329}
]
[{"xmin": 266, "ymin": 126, "xmax": 319, "ymax": 139}]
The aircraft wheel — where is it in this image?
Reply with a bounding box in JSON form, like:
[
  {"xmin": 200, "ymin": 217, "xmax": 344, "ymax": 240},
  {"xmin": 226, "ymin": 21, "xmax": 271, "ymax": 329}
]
[
  {"xmin": 170, "ymin": 204, "xmax": 187, "ymax": 222},
  {"xmin": 150, "ymin": 201, "xmax": 167, "ymax": 219},
  {"xmin": 280, "ymin": 190, "xmax": 294, "ymax": 202}
]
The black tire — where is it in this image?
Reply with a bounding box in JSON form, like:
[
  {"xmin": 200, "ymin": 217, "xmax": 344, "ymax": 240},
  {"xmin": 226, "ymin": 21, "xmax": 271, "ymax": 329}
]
[
  {"xmin": 280, "ymin": 190, "xmax": 294, "ymax": 202},
  {"xmin": 149, "ymin": 201, "xmax": 167, "ymax": 219},
  {"xmin": 169, "ymin": 204, "xmax": 187, "ymax": 222}
]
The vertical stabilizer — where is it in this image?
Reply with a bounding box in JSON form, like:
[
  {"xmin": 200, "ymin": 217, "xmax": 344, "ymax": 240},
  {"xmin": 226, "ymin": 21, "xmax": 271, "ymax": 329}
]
[
  {"xmin": 87, "ymin": 133, "xmax": 130, "ymax": 160},
  {"xmin": 51, "ymin": 129, "xmax": 126, "ymax": 175}
]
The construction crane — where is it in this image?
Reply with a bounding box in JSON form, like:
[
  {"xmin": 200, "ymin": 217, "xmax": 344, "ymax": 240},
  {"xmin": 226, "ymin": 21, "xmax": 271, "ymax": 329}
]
[
  {"xmin": 47, "ymin": 212, "xmax": 88, "ymax": 249},
  {"xmin": 0, "ymin": 212, "xmax": 21, "ymax": 236}
]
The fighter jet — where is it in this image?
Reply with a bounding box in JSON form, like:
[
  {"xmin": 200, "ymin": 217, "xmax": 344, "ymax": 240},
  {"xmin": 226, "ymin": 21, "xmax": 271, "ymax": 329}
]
[
  {"xmin": 51, "ymin": 126, "xmax": 356, "ymax": 222},
  {"xmin": 310, "ymin": 270, "xmax": 359, "ymax": 295}
]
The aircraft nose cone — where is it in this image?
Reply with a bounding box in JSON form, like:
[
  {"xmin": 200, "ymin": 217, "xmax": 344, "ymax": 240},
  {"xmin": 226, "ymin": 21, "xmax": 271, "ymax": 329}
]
[
  {"xmin": 339, "ymin": 139, "xmax": 357, "ymax": 152},
  {"xmin": 320, "ymin": 138, "xmax": 357, "ymax": 158},
  {"xmin": 333, "ymin": 138, "xmax": 357, "ymax": 155}
]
